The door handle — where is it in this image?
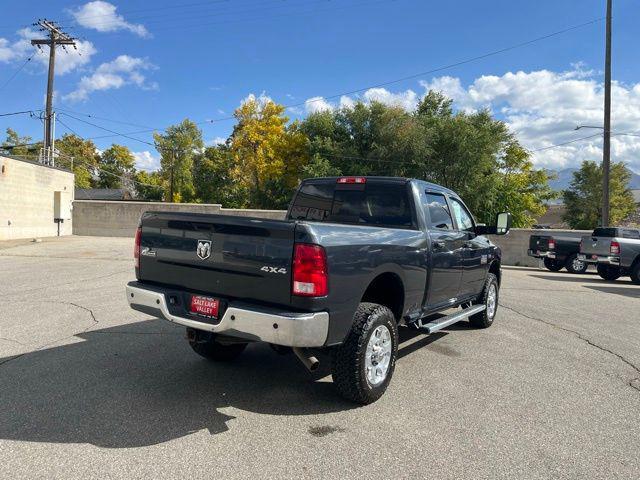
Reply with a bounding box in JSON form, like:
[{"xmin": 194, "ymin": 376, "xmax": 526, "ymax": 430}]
[{"xmin": 433, "ymin": 240, "xmax": 445, "ymax": 249}]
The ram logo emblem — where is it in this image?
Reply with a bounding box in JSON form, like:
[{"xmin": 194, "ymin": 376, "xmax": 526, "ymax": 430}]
[{"xmin": 196, "ymin": 240, "xmax": 212, "ymax": 260}]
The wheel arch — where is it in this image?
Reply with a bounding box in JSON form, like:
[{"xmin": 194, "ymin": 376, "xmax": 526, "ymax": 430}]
[
  {"xmin": 360, "ymin": 271, "xmax": 405, "ymax": 321},
  {"xmin": 488, "ymin": 259, "xmax": 501, "ymax": 285}
]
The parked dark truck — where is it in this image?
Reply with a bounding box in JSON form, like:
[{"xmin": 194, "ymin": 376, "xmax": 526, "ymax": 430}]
[
  {"xmin": 126, "ymin": 177, "xmax": 511, "ymax": 404},
  {"xmin": 528, "ymin": 234, "xmax": 587, "ymax": 273},
  {"xmin": 578, "ymin": 227, "xmax": 640, "ymax": 283}
]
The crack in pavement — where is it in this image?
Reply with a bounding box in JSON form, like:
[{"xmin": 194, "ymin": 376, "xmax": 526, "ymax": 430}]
[
  {"xmin": 2, "ymin": 270, "xmax": 131, "ymax": 298},
  {"xmin": 0, "ymin": 300, "xmax": 100, "ymax": 369},
  {"xmin": 500, "ymin": 302, "xmax": 640, "ymax": 392}
]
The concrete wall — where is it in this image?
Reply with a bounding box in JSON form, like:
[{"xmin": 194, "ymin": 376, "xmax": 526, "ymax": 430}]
[
  {"xmin": 0, "ymin": 155, "xmax": 75, "ymax": 240},
  {"xmin": 488, "ymin": 229, "xmax": 591, "ymax": 267},
  {"xmin": 72, "ymin": 200, "xmax": 286, "ymax": 237},
  {"xmin": 71, "ymin": 200, "xmax": 592, "ymax": 267}
]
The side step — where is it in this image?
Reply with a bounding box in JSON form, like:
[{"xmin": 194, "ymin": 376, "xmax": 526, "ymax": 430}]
[{"xmin": 415, "ymin": 304, "xmax": 486, "ymax": 334}]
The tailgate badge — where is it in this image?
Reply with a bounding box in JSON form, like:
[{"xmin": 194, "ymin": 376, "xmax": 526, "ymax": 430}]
[{"xmin": 196, "ymin": 240, "xmax": 212, "ymax": 260}]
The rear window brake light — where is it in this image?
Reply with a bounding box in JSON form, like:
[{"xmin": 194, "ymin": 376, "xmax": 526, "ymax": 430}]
[{"xmin": 337, "ymin": 176, "xmax": 366, "ymax": 184}]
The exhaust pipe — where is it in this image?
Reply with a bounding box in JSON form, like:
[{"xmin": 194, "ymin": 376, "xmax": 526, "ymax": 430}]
[{"xmin": 293, "ymin": 347, "xmax": 320, "ymax": 372}]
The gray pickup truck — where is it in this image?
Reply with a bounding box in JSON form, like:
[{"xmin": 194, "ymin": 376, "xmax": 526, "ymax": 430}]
[
  {"xmin": 126, "ymin": 176, "xmax": 511, "ymax": 403},
  {"xmin": 578, "ymin": 227, "xmax": 640, "ymax": 283}
]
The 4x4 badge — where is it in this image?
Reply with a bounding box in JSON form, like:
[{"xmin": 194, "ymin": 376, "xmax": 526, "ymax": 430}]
[{"xmin": 196, "ymin": 240, "xmax": 211, "ymax": 260}]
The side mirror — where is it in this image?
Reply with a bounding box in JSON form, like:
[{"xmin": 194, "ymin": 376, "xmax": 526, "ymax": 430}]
[
  {"xmin": 476, "ymin": 212, "xmax": 512, "ymax": 235},
  {"xmin": 495, "ymin": 212, "xmax": 512, "ymax": 235}
]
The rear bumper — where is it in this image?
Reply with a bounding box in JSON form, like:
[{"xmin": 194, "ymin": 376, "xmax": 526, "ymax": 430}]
[
  {"xmin": 577, "ymin": 254, "xmax": 620, "ymax": 265},
  {"xmin": 126, "ymin": 282, "xmax": 329, "ymax": 347},
  {"xmin": 527, "ymin": 249, "xmax": 556, "ymax": 259}
]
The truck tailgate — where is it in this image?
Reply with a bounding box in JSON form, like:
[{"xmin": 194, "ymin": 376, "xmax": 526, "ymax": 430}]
[
  {"xmin": 138, "ymin": 212, "xmax": 295, "ymax": 306},
  {"xmin": 580, "ymin": 235, "xmax": 614, "ymax": 257},
  {"xmin": 529, "ymin": 235, "xmax": 551, "ymax": 251}
]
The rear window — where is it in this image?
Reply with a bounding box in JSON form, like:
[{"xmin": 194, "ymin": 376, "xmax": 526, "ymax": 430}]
[
  {"xmin": 593, "ymin": 228, "xmax": 619, "ymax": 237},
  {"xmin": 288, "ymin": 181, "xmax": 414, "ymax": 228}
]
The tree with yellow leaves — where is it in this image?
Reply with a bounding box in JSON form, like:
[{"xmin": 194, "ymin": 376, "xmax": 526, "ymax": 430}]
[{"xmin": 229, "ymin": 95, "xmax": 309, "ymax": 208}]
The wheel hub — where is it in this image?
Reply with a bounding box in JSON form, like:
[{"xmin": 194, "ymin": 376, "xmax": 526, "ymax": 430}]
[
  {"xmin": 365, "ymin": 325, "xmax": 392, "ymax": 386},
  {"xmin": 486, "ymin": 284, "xmax": 497, "ymax": 319}
]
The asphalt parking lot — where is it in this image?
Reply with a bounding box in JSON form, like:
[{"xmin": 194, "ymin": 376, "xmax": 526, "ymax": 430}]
[{"xmin": 1, "ymin": 236, "xmax": 639, "ymax": 479}]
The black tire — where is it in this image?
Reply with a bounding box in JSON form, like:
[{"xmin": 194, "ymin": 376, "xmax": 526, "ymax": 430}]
[
  {"xmin": 188, "ymin": 331, "xmax": 247, "ymax": 362},
  {"xmin": 543, "ymin": 257, "xmax": 564, "ymax": 272},
  {"xmin": 331, "ymin": 303, "xmax": 398, "ymax": 405},
  {"xmin": 597, "ymin": 264, "xmax": 621, "ymax": 281},
  {"xmin": 565, "ymin": 253, "xmax": 588, "ymax": 274},
  {"xmin": 469, "ymin": 273, "xmax": 499, "ymax": 329},
  {"xmin": 630, "ymin": 261, "xmax": 640, "ymax": 285}
]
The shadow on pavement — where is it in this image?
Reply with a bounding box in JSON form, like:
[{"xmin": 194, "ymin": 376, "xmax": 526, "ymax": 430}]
[
  {"xmin": 0, "ymin": 318, "xmax": 445, "ymax": 448},
  {"xmin": 529, "ymin": 274, "xmax": 632, "ymax": 285},
  {"xmin": 584, "ymin": 285, "xmax": 640, "ymax": 298}
]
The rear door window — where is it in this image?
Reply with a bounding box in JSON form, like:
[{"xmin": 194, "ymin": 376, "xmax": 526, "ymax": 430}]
[
  {"xmin": 289, "ymin": 182, "xmax": 415, "ymax": 229},
  {"xmin": 424, "ymin": 192, "xmax": 454, "ymax": 230},
  {"xmin": 622, "ymin": 229, "xmax": 640, "ymax": 239}
]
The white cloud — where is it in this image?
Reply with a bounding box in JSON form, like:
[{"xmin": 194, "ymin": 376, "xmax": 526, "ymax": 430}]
[
  {"xmin": 206, "ymin": 137, "xmax": 226, "ymax": 146},
  {"xmin": 133, "ymin": 151, "xmax": 160, "ymax": 171},
  {"xmin": 70, "ymin": 1, "xmax": 150, "ymax": 38},
  {"xmin": 420, "ymin": 65, "xmax": 640, "ymax": 172},
  {"xmin": 0, "ymin": 28, "xmax": 96, "ymax": 74},
  {"xmin": 304, "ymin": 88, "xmax": 418, "ymax": 114},
  {"xmin": 305, "ymin": 96, "xmax": 334, "ymax": 114},
  {"xmin": 63, "ymin": 55, "xmax": 156, "ymax": 102}
]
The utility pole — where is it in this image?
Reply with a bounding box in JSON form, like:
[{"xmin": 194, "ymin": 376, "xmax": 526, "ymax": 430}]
[
  {"xmin": 602, "ymin": 0, "xmax": 612, "ymax": 226},
  {"xmin": 31, "ymin": 19, "xmax": 76, "ymax": 165},
  {"xmin": 169, "ymin": 148, "xmax": 175, "ymax": 203}
]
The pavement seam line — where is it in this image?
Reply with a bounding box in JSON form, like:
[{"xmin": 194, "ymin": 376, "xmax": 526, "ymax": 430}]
[{"xmin": 500, "ymin": 302, "xmax": 640, "ymax": 392}]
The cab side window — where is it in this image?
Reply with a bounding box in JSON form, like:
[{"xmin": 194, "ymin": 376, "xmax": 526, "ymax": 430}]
[
  {"xmin": 450, "ymin": 198, "xmax": 475, "ymax": 233},
  {"xmin": 425, "ymin": 193, "xmax": 453, "ymax": 230}
]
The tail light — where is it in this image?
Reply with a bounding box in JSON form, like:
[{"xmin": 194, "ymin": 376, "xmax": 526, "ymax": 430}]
[
  {"xmin": 548, "ymin": 237, "xmax": 556, "ymax": 250},
  {"xmin": 134, "ymin": 227, "xmax": 141, "ymax": 268},
  {"xmin": 292, "ymin": 243, "xmax": 328, "ymax": 297},
  {"xmin": 337, "ymin": 176, "xmax": 366, "ymax": 184},
  {"xmin": 610, "ymin": 241, "xmax": 620, "ymax": 255}
]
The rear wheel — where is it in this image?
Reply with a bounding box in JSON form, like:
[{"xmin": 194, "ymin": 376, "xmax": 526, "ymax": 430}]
[
  {"xmin": 187, "ymin": 329, "xmax": 248, "ymax": 361},
  {"xmin": 469, "ymin": 273, "xmax": 499, "ymax": 329},
  {"xmin": 565, "ymin": 253, "xmax": 588, "ymax": 274},
  {"xmin": 543, "ymin": 257, "xmax": 564, "ymax": 272},
  {"xmin": 597, "ymin": 264, "xmax": 621, "ymax": 281},
  {"xmin": 331, "ymin": 303, "xmax": 398, "ymax": 405}
]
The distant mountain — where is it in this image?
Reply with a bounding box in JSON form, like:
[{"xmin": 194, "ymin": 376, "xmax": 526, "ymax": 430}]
[{"xmin": 547, "ymin": 167, "xmax": 640, "ymax": 191}]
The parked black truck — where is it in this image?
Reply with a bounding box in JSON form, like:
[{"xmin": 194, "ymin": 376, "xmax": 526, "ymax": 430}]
[
  {"xmin": 528, "ymin": 234, "xmax": 588, "ymax": 273},
  {"xmin": 127, "ymin": 177, "xmax": 511, "ymax": 403}
]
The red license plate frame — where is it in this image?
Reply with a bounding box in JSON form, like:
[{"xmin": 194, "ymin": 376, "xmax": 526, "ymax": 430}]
[{"xmin": 190, "ymin": 295, "xmax": 220, "ymax": 319}]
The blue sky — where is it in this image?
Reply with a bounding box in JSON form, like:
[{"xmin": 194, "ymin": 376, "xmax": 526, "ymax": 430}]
[{"xmin": 1, "ymin": 0, "xmax": 639, "ymax": 172}]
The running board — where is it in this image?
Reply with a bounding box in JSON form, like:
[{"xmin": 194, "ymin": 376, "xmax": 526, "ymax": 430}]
[{"xmin": 415, "ymin": 304, "xmax": 486, "ymax": 334}]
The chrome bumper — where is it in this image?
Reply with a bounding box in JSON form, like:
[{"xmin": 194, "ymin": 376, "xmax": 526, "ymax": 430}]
[
  {"xmin": 528, "ymin": 249, "xmax": 556, "ymax": 259},
  {"xmin": 577, "ymin": 254, "xmax": 620, "ymax": 265},
  {"xmin": 126, "ymin": 282, "xmax": 329, "ymax": 347}
]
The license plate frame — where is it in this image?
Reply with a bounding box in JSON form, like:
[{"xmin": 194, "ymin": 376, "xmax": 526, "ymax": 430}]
[{"xmin": 189, "ymin": 295, "xmax": 220, "ymax": 319}]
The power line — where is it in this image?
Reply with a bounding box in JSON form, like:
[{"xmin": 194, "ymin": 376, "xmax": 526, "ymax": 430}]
[
  {"xmin": 530, "ymin": 133, "xmax": 603, "ymax": 152},
  {"xmin": 56, "ymin": 108, "xmax": 158, "ymax": 130},
  {"xmin": 59, "ymin": 113, "xmax": 156, "ymax": 147},
  {"xmin": 0, "ymin": 110, "xmax": 39, "ymax": 117},
  {"xmin": 46, "ymin": 17, "xmax": 605, "ymax": 145},
  {"xmin": 0, "ymin": 54, "xmax": 35, "ymax": 92}
]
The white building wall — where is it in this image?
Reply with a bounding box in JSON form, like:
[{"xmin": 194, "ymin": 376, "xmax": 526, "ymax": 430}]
[{"xmin": 0, "ymin": 155, "xmax": 75, "ymax": 240}]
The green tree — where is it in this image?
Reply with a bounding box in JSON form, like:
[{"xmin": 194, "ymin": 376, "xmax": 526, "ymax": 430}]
[
  {"xmin": 154, "ymin": 119, "xmax": 204, "ymax": 202},
  {"xmin": 229, "ymin": 96, "xmax": 309, "ymax": 208},
  {"xmin": 192, "ymin": 144, "xmax": 249, "ymax": 207},
  {"xmin": 55, "ymin": 134, "xmax": 100, "ymax": 188},
  {"xmin": 1, "ymin": 128, "xmax": 40, "ymax": 158},
  {"xmin": 134, "ymin": 170, "xmax": 165, "ymax": 201},
  {"xmin": 96, "ymin": 144, "xmax": 136, "ymax": 189},
  {"xmin": 563, "ymin": 160, "xmax": 636, "ymax": 229}
]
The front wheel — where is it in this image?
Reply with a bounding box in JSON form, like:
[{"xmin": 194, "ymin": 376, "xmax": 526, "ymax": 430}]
[
  {"xmin": 469, "ymin": 273, "xmax": 499, "ymax": 329},
  {"xmin": 543, "ymin": 257, "xmax": 564, "ymax": 272},
  {"xmin": 565, "ymin": 253, "xmax": 588, "ymax": 274},
  {"xmin": 597, "ymin": 264, "xmax": 621, "ymax": 281},
  {"xmin": 331, "ymin": 303, "xmax": 398, "ymax": 405}
]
